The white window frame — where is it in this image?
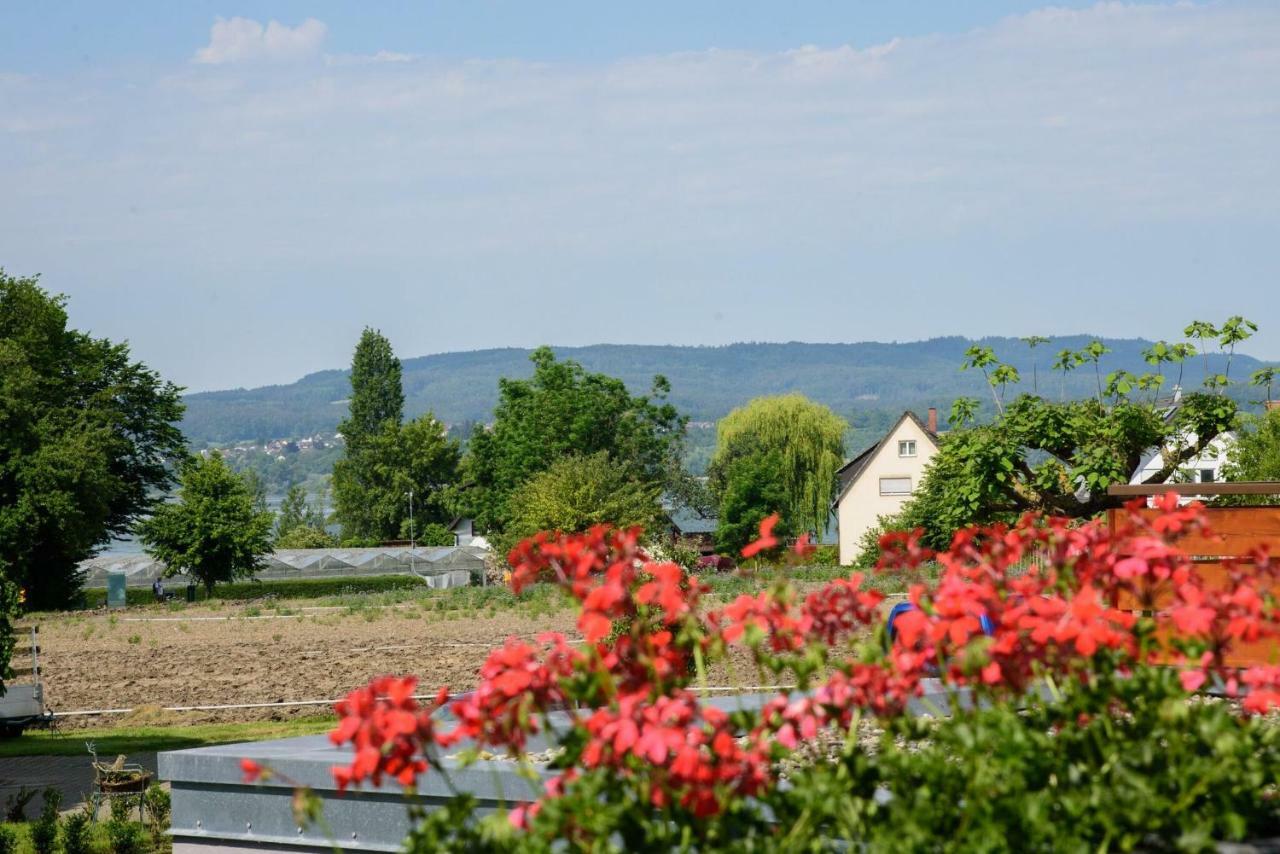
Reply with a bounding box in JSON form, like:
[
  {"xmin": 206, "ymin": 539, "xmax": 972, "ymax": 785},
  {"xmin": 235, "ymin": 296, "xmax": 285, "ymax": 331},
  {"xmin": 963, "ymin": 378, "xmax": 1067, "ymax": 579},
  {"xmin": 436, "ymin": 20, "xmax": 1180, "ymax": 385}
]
[
  {"xmin": 879, "ymin": 476, "xmax": 913, "ymax": 496},
  {"xmin": 898, "ymin": 439, "xmax": 917, "ymax": 458}
]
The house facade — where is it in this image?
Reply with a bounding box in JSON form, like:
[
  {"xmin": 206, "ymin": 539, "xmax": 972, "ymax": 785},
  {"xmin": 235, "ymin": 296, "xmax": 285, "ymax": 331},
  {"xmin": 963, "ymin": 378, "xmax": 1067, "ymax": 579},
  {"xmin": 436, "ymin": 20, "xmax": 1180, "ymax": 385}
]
[
  {"xmin": 834, "ymin": 410, "xmax": 940, "ymax": 565},
  {"xmin": 1129, "ymin": 432, "xmax": 1236, "ymax": 498}
]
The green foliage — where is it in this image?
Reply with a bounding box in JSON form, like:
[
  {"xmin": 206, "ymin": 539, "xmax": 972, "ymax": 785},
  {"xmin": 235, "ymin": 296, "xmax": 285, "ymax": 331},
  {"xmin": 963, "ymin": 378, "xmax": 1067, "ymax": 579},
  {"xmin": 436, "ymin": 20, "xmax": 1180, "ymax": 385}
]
[
  {"xmin": 142, "ymin": 783, "xmax": 171, "ymax": 844},
  {"xmin": 0, "ymin": 824, "xmax": 15, "ymax": 854},
  {"xmin": 81, "ymin": 573, "xmax": 424, "ymax": 607},
  {"xmin": 714, "ymin": 448, "xmax": 792, "ymax": 554},
  {"xmin": 414, "ymin": 522, "xmax": 456, "ymax": 547},
  {"xmin": 333, "ymin": 330, "xmax": 460, "ymax": 542},
  {"xmin": 223, "ymin": 441, "xmax": 342, "ymax": 496},
  {"xmin": 894, "ymin": 321, "xmax": 1254, "ymax": 550},
  {"xmin": 273, "ymin": 483, "xmax": 333, "ymax": 547},
  {"xmin": 275, "ymin": 484, "xmax": 312, "ymax": 539},
  {"xmin": 0, "ymin": 578, "xmax": 17, "ymax": 695},
  {"xmin": 343, "ymin": 327, "xmax": 404, "ymax": 445},
  {"xmin": 710, "ymin": 394, "xmax": 845, "ymax": 540},
  {"xmin": 30, "ymin": 788, "xmax": 61, "ymax": 854},
  {"xmin": 4, "ymin": 786, "xmax": 36, "ymax": 821},
  {"xmin": 107, "ymin": 795, "xmax": 144, "ymax": 854},
  {"xmin": 458, "ymin": 347, "xmax": 685, "ymax": 535},
  {"xmin": 334, "ymin": 415, "xmax": 461, "ymax": 542},
  {"xmin": 138, "ymin": 452, "xmax": 274, "ymax": 593},
  {"xmin": 1221, "ymin": 408, "xmax": 1280, "ymax": 505},
  {"xmin": 0, "ymin": 271, "xmax": 186, "ymax": 618},
  {"xmin": 274, "ymin": 524, "xmax": 338, "ymax": 549},
  {"xmin": 838, "ymin": 670, "xmax": 1280, "ymax": 850},
  {"xmin": 60, "ymin": 810, "xmax": 92, "ymax": 854},
  {"xmin": 500, "ymin": 452, "xmax": 663, "ymax": 556}
]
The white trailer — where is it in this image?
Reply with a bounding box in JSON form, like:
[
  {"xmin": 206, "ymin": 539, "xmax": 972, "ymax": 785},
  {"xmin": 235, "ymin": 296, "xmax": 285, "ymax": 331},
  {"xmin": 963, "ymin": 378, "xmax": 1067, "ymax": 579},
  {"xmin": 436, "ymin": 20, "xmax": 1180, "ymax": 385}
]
[{"xmin": 1, "ymin": 626, "xmax": 52, "ymax": 737}]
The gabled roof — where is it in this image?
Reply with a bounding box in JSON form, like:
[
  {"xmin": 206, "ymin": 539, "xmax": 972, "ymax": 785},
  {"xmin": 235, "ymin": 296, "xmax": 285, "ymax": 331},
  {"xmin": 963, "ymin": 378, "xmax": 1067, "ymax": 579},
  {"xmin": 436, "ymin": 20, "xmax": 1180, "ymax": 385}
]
[{"xmin": 832, "ymin": 411, "xmax": 940, "ymax": 509}]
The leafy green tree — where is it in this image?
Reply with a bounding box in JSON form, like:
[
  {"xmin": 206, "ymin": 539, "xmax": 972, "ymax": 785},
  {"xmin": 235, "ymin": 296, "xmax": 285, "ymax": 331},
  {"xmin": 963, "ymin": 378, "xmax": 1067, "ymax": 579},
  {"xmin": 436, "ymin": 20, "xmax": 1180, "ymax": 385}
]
[
  {"xmin": 714, "ymin": 449, "xmax": 791, "ymax": 555},
  {"xmin": 275, "ymin": 525, "xmax": 337, "ymax": 549},
  {"xmin": 1220, "ymin": 408, "xmax": 1280, "ymax": 506},
  {"xmin": 343, "ymin": 327, "xmax": 404, "ymax": 448},
  {"xmin": 138, "ymin": 453, "xmax": 274, "ymax": 593},
  {"xmin": 333, "ymin": 329, "xmax": 460, "ymax": 542},
  {"xmin": 417, "ymin": 522, "xmax": 457, "ymax": 548},
  {"xmin": 274, "ymin": 484, "xmax": 329, "ymax": 544},
  {"xmin": 501, "ymin": 452, "xmax": 663, "ymax": 554},
  {"xmin": 458, "ymin": 347, "xmax": 685, "ymax": 535},
  {"xmin": 0, "ymin": 272, "xmax": 186, "ymax": 618},
  {"xmin": 892, "ymin": 322, "xmax": 1250, "ymax": 550},
  {"xmin": 709, "ymin": 394, "xmax": 845, "ymax": 541},
  {"xmin": 275, "ymin": 484, "xmax": 310, "ymax": 541},
  {"xmin": 335, "ymin": 415, "xmax": 461, "ymax": 542}
]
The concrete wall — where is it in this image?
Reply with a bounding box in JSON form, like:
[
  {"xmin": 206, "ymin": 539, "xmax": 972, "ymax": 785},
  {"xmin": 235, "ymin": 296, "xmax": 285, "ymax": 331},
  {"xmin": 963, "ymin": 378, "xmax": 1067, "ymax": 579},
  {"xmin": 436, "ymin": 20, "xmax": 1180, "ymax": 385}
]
[{"xmin": 836, "ymin": 417, "xmax": 938, "ymax": 565}]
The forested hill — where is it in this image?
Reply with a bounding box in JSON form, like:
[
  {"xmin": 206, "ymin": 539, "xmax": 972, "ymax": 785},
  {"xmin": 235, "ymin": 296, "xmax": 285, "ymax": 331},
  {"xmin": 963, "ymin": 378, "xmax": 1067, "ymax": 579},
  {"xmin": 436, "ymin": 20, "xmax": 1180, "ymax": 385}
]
[{"xmin": 180, "ymin": 337, "xmax": 1273, "ymax": 447}]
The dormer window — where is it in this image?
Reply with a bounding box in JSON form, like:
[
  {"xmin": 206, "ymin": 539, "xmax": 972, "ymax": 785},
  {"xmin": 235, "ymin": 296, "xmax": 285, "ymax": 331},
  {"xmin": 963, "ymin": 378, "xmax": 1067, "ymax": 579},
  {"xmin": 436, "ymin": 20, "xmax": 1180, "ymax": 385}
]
[{"xmin": 898, "ymin": 440, "xmax": 917, "ymax": 458}]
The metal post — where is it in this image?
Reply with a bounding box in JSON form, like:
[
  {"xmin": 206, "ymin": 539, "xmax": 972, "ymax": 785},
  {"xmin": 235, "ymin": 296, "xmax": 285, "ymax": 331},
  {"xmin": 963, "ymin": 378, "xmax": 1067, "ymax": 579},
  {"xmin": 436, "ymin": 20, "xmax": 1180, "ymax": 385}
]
[{"xmin": 406, "ymin": 490, "xmax": 415, "ymax": 576}]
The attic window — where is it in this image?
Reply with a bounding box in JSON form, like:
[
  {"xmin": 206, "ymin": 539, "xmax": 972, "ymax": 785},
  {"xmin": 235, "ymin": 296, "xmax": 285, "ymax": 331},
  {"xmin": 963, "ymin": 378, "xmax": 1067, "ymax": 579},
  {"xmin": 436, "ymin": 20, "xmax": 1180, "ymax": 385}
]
[
  {"xmin": 898, "ymin": 440, "xmax": 917, "ymax": 458},
  {"xmin": 1199, "ymin": 468, "xmax": 1215, "ymax": 483},
  {"xmin": 879, "ymin": 477, "xmax": 913, "ymax": 496}
]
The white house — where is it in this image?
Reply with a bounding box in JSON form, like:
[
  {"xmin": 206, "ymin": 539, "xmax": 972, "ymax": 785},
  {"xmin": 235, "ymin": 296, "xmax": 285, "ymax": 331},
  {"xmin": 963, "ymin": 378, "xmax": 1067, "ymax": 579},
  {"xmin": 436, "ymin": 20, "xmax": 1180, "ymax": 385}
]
[
  {"xmin": 834, "ymin": 410, "xmax": 940, "ymax": 565},
  {"xmin": 1128, "ymin": 388, "xmax": 1239, "ymax": 501}
]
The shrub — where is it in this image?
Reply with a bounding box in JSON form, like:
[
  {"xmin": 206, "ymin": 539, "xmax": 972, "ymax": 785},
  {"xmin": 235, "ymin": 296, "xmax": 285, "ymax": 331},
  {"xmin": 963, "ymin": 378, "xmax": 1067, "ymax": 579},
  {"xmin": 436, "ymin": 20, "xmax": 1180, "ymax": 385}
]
[
  {"xmin": 0, "ymin": 825, "xmax": 16, "ymax": 854},
  {"xmin": 274, "ymin": 525, "xmax": 338, "ymax": 549},
  {"xmin": 107, "ymin": 796, "xmax": 144, "ymax": 854},
  {"xmin": 30, "ymin": 787, "xmax": 61, "ymax": 854},
  {"xmin": 262, "ymin": 501, "xmax": 1280, "ymax": 851},
  {"xmin": 3, "ymin": 786, "xmax": 35, "ymax": 821},
  {"xmin": 82, "ymin": 573, "xmax": 425, "ymax": 607},
  {"xmin": 142, "ymin": 783, "xmax": 171, "ymax": 842},
  {"xmin": 61, "ymin": 810, "xmax": 92, "ymax": 854}
]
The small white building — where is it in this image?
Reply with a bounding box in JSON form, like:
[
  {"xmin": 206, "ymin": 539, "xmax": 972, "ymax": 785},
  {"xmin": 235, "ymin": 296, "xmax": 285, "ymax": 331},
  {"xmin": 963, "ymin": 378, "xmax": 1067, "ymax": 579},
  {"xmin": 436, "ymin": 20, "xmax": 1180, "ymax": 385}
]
[
  {"xmin": 834, "ymin": 410, "xmax": 941, "ymax": 565},
  {"xmin": 1128, "ymin": 389, "xmax": 1237, "ymax": 499}
]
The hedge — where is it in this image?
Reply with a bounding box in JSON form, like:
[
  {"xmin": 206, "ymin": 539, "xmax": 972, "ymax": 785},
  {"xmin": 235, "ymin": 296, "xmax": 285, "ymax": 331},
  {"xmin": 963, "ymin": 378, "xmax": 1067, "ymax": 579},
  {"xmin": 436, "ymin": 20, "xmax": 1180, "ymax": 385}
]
[{"xmin": 79, "ymin": 574, "xmax": 428, "ymax": 608}]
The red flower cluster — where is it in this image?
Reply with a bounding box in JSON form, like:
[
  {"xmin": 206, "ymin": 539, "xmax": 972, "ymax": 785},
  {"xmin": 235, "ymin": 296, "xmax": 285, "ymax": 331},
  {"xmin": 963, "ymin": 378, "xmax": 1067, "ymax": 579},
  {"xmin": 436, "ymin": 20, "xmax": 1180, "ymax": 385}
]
[
  {"xmin": 316, "ymin": 498, "xmax": 1280, "ymax": 833},
  {"xmin": 328, "ymin": 676, "xmax": 448, "ymax": 790},
  {"xmin": 581, "ymin": 689, "xmax": 770, "ymax": 816},
  {"xmin": 439, "ymin": 633, "xmax": 581, "ymax": 753}
]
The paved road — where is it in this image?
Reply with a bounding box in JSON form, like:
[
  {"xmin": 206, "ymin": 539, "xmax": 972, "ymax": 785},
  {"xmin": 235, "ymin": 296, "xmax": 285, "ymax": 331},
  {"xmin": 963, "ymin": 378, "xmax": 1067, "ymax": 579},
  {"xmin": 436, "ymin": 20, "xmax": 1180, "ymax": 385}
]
[{"xmin": 0, "ymin": 752, "xmax": 158, "ymax": 817}]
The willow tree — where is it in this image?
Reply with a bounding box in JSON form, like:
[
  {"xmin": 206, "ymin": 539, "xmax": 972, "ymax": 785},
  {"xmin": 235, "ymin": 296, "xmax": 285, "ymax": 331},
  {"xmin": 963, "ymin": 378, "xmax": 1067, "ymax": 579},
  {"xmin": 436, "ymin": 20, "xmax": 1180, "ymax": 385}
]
[{"xmin": 709, "ymin": 394, "xmax": 846, "ymax": 540}]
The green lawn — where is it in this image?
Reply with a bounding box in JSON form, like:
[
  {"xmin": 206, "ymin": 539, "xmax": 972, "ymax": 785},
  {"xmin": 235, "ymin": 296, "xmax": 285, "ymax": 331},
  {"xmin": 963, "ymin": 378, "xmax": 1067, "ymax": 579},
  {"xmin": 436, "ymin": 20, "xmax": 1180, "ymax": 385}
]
[{"xmin": 0, "ymin": 716, "xmax": 337, "ymax": 758}]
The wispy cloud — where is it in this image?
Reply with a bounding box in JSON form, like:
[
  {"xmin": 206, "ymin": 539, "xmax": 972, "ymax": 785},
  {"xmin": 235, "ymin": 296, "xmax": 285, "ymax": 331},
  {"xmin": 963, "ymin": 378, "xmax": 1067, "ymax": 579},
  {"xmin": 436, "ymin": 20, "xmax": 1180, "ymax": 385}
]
[{"xmin": 193, "ymin": 17, "xmax": 327, "ymax": 65}]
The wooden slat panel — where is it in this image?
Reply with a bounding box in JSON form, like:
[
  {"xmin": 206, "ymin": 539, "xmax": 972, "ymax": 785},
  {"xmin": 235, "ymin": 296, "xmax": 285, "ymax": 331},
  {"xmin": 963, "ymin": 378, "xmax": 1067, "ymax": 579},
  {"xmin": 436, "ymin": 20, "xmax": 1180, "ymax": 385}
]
[
  {"xmin": 1108, "ymin": 506, "xmax": 1280, "ymax": 667},
  {"xmin": 1117, "ymin": 507, "xmax": 1280, "ymax": 557},
  {"xmin": 1108, "ymin": 482, "xmax": 1280, "ymax": 497}
]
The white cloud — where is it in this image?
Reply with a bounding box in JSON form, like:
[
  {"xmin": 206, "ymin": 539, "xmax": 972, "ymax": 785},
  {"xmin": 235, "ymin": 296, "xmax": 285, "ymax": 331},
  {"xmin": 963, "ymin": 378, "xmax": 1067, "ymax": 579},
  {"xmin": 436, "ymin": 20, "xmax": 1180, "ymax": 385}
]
[
  {"xmin": 324, "ymin": 50, "xmax": 418, "ymax": 67},
  {"xmin": 193, "ymin": 17, "xmax": 327, "ymax": 65}
]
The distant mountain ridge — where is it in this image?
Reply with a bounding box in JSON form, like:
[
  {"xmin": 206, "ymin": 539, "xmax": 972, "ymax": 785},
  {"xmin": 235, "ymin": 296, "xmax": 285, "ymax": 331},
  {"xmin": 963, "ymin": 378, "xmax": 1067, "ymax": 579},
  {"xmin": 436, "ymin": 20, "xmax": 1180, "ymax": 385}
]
[{"xmin": 180, "ymin": 337, "xmax": 1274, "ymax": 446}]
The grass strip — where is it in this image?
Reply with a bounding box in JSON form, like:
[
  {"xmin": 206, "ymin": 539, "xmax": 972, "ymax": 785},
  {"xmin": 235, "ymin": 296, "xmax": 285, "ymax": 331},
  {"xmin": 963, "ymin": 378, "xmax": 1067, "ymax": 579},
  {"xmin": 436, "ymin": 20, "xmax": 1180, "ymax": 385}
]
[{"xmin": 0, "ymin": 716, "xmax": 337, "ymax": 758}]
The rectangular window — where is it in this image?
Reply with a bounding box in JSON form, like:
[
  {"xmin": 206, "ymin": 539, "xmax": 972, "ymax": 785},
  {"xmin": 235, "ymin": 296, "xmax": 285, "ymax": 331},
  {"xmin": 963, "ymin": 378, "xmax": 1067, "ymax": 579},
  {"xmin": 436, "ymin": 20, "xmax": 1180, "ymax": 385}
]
[
  {"xmin": 898, "ymin": 440, "xmax": 917, "ymax": 458},
  {"xmin": 879, "ymin": 476, "xmax": 912, "ymax": 496},
  {"xmin": 1199, "ymin": 468, "xmax": 1215, "ymax": 483}
]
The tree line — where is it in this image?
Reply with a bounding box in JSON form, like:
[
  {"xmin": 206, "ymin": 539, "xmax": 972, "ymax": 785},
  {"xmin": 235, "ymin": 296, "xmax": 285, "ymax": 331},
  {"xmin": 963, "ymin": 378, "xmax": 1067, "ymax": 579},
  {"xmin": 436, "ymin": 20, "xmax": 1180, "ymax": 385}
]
[{"xmin": 5, "ymin": 269, "xmax": 1278, "ymax": 697}]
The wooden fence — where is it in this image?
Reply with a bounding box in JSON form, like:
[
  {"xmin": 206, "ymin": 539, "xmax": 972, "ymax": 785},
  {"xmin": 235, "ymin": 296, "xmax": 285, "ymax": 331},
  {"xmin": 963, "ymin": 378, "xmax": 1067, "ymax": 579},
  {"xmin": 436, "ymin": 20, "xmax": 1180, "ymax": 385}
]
[{"xmin": 1106, "ymin": 483, "xmax": 1280, "ymax": 667}]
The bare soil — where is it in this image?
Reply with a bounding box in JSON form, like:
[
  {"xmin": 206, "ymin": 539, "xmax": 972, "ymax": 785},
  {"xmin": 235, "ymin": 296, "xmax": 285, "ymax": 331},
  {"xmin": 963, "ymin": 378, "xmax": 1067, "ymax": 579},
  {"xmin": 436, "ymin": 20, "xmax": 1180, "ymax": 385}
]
[{"xmin": 35, "ymin": 601, "xmax": 579, "ymax": 729}]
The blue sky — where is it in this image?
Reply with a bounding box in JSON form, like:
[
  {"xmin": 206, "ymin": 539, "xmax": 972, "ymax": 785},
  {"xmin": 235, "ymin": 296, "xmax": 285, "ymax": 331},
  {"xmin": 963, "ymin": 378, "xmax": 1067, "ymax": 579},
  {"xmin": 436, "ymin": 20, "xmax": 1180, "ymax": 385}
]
[{"xmin": 2, "ymin": 2, "xmax": 1278, "ymax": 391}]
